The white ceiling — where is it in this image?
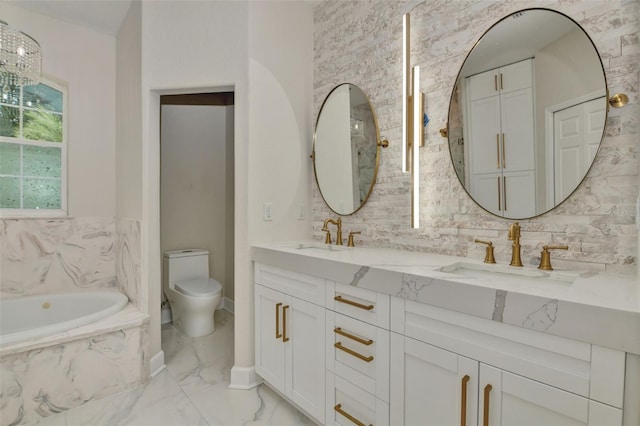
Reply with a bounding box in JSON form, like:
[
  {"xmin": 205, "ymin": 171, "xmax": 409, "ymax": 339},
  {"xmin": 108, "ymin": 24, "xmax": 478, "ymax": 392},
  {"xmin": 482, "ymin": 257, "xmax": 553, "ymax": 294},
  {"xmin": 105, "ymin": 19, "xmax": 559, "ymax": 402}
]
[{"xmin": 8, "ymin": 0, "xmax": 133, "ymax": 36}]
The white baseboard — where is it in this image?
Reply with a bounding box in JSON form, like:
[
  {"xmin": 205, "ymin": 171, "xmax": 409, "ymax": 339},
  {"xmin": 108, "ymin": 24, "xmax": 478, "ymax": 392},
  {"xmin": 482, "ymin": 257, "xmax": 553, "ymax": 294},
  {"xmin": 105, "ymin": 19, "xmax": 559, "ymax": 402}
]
[
  {"xmin": 150, "ymin": 350, "xmax": 166, "ymax": 378},
  {"xmin": 222, "ymin": 297, "xmax": 234, "ymax": 314},
  {"xmin": 228, "ymin": 365, "xmax": 261, "ymax": 390},
  {"xmin": 161, "ymin": 308, "xmax": 172, "ymax": 324}
]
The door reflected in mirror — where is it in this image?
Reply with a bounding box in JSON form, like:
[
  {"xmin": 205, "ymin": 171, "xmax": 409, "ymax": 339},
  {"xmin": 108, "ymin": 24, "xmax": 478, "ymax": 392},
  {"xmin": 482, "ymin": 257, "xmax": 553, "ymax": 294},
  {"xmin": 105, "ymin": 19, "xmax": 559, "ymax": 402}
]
[
  {"xmin": 448, "ymin": 8, "xmax": 607, "ymax": 219},
  {"xmin": 314, "ymin": 84, "xmax": 381, "ymax": 215}
]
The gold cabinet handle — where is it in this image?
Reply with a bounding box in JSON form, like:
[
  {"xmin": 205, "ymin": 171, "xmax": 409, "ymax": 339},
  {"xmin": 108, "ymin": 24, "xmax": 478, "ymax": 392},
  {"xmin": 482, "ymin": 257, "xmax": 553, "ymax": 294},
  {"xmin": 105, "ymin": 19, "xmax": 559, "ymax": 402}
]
[
  {"xmin": 334, "ymin": 295, "xmax": 374, "ymax": 311},
  {"xmin": 501, "ymin": 133, "xmax": 505, "ymax": 169},
  {"xmin": 496, "ymin": 134, "xmax": 500, "ymax": 168},
  {"xmin": 494, "ymin": 74, "xmax": 498, "ymax": 91},
  {"xmin": 483, "ymin": 384, "xmax": 492, "ymax": 426},
  {"xmin": 282, "ymin": 305, "xmax": 290, "ymax": 342},
  {"xmin": 503, "ymin": 176, "xmax": 507, "ymax": 211},
  {"xmin": 275, "ymin": 302, "xmax": 282, "ymax": 340},
  {"xmin": 334, "ymin": 404, "xmax": 372, "ymax": 426},
  {"xmin": 334, "ymin": 342, "xmax": 374, "ymax": 362},
  {"xmin": 497, "ymin": 177, "xmax": 501, "ymax": 211},
  {"xmin": 334, "ymin": 327, "xmax": 373, "ymax": 345},
  {"xmin": 500, "ymin": 73, "xmax": 503, "ymax": 90},
  {"xmin": 461, "ymin": 375, "xmax": 470, "ymax": 426}
]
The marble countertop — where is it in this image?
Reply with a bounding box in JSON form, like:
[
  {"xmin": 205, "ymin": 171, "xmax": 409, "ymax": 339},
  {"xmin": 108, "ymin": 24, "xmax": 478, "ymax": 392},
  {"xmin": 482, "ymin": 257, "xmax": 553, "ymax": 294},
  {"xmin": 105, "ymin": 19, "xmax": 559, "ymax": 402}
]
[{"xmin": 252, "ymin": 241, "xmax": 640, "ymax": 354}]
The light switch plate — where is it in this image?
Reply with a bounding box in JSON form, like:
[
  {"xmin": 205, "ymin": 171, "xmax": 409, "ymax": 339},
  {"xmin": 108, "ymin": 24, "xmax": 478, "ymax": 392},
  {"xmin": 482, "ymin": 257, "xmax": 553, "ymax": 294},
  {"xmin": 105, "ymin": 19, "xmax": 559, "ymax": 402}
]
[{"xmin": 263, "ymin": 203, "xmax": 273, "ymax": 221}]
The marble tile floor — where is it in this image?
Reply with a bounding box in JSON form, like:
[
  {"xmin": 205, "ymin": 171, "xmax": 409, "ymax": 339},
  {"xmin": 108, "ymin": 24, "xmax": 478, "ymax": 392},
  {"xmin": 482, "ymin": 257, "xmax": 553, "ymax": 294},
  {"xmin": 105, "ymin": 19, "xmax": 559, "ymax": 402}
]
[{"xmin": 30, "ymin": 311, "xmax": 315, "ymax": 426}]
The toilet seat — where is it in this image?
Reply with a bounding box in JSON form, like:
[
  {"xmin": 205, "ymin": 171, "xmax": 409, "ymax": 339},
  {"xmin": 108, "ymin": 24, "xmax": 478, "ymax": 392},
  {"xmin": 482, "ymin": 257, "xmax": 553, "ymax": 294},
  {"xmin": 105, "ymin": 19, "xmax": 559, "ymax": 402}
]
[{"xmin": 175, "ymin": 278, "xmax": 222, "ymax": 297}]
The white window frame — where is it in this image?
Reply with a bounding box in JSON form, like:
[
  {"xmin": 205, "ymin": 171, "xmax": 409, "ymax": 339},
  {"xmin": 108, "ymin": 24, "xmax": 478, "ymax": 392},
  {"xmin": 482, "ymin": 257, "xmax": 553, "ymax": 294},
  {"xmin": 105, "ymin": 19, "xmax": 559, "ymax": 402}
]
[{"xmin": 0, "ymin": 76, "xmax": 68, "ymax": 217}]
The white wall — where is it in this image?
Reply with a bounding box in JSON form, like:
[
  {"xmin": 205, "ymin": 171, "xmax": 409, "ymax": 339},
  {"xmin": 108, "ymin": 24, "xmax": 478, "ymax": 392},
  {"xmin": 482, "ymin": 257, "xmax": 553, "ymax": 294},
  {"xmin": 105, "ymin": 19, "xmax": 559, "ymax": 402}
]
[
  {"xmin": 139, "ymin": 0, "xmax": 250, "ymax": 366},
  {"xmin": 116, "ymin": 0, "xmax": 142, "ymax": 220},
  {"xmin": 138, "ymin": 0, "xmax": 314, "ymax": 379},
  {"xmin": 1, "ymin": 2, "xmax": 116, "ymax": 217},
  {"xmin": 160, "ymin": 105, "xmax": 232, "ymax": 300}
]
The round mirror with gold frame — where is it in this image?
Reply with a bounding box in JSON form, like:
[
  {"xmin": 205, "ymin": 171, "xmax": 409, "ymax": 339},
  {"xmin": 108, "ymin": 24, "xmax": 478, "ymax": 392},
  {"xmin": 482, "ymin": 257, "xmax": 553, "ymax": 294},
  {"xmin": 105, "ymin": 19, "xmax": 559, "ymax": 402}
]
[
  {"xmin": 313, "ymin": 83, "xmax": 384, "ymax": 215},
  {"xmin": 448, "ymin": 8, "xmax": 608, "ymax": 220}
]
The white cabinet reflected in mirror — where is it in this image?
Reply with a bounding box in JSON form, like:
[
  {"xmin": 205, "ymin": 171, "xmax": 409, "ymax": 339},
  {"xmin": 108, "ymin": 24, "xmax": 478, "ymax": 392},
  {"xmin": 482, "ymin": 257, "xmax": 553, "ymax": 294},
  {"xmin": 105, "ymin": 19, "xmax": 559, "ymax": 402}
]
[
  {"xmin": 313, "ymin": 83, "xmax": 385, "ymax": 215},
  {"xmin": 448, "ymin": 8, "xmax": 608, "ymax": 219}
]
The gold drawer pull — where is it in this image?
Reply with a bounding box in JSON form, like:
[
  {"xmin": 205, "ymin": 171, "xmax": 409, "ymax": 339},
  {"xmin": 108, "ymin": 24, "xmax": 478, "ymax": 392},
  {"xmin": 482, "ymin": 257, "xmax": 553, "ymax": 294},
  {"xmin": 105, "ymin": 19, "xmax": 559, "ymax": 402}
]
[
  {"xmin": 461, "ymin": 375, "xmax": 470, "ymax": 426},
  {"xmin": 334, "ymin": 327, "xmax": 373, "ymax": 346},
  {"xmin": 282, "ymin": 305, "xmax": 290, "ymax": 342},
  {"xmin": 335, "ymin": 342, "xmax": 373, "ymax": 362},
  {"xmin": 334, "ymin": 404, "xmax": 372, "ymax": 426},
  {"xmin": 275, "ymin": 302, "xmax": 282, "ymax": 340},
  {"xmin": 334, "ymin": 295, "xmax": 374, "ymax": 311},
  {"xmin": 483, "ymin": 384, "xmax": 492, "ymax": 426}
]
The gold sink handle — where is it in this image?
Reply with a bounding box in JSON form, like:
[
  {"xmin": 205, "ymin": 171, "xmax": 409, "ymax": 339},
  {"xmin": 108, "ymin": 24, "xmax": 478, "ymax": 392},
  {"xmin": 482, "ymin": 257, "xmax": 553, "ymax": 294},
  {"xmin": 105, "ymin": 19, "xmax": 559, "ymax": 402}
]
[
  {"xmin": 474, "ymin": 239, "xmax": 496, "ymax": 264},
  {"xmin": 538, "ymin": 245, "xmax": 568, "ymax": 271},
  {"xmin": 347, "ymin": 231, "xmax": 361, "ymax": 247}
]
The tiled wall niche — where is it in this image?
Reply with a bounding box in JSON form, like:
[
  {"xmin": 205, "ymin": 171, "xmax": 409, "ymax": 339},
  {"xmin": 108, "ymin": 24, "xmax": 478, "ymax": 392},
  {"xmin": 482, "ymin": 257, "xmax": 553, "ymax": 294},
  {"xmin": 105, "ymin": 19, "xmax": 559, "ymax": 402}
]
[{"xmin": 312, "ymin": 0, "xmax": 638, "ymax": 274}]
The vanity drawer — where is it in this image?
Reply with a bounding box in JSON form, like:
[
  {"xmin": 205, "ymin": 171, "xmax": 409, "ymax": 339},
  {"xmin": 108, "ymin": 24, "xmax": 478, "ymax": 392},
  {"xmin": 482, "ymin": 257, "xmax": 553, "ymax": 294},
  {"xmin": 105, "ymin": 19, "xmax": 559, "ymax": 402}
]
[
  {"xmin": 254, "ymin": 263, "xmax": 325, "ymax": 306},
  {"xmin": 326, "ymin": 311, "xmax": 390, "ymax": 402},
  {"xmin": 327, "ymin": 281, "xmax": 389, "ymax": 329},
  {"xmin": 326, "ymin": 372, "xmax": 389, "ymax": 426}
]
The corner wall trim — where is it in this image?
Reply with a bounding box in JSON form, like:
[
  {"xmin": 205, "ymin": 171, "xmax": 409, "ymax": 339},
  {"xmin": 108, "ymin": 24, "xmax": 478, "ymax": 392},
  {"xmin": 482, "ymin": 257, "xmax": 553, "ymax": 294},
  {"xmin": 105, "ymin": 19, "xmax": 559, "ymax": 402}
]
[
  {"xmin": 150, "ymin": 350, "xmax": 166, "ymax": 378},
  {"xmin": 228, "ymin": 365, "xmax": 261, "ymax": 390}
]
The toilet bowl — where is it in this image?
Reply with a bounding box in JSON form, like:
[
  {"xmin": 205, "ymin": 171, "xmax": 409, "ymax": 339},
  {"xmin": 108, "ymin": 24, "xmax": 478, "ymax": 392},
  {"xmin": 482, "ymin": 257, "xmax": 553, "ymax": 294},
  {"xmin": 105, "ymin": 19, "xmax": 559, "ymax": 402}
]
[{"xmin": 163, "ymin": 249, "xmax": 222, "ymax": 337}]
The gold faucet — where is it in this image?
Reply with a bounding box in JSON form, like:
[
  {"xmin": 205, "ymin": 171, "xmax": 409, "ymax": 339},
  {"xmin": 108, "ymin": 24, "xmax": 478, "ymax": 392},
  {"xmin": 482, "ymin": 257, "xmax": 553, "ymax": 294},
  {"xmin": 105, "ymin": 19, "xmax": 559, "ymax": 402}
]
[
  {"xmin": 508, "ymin": 222, "xmax": 523, "ymax": 267},
  {"xmin": 322, "ymin": 217, "xmax": 343, "ymax": 245}
]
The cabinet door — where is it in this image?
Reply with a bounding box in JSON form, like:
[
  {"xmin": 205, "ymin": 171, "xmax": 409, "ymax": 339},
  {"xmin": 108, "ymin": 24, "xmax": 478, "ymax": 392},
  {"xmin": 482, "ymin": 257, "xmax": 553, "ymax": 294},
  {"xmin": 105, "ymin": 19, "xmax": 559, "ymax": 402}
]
[
  {"xmin": 479, "ymin": 365, "xmax": 622, "ymax": 426},
  {"xmin": 468, "ymin": 95, "xmax": 502, "ymax": 175},
  {"xmin": 255, "ymin": 284, "xmax": 286, "ymax": 393},
  {"xmin": 390, "ymin": 333, "xmax": 479, "ymax": 426},
  {"xmin": 500, "ymin": 87, "xmax": 535, "ymax": 172},
  {"xmin": 471, "ymin": 173, "xmax": 503, "ymax": 216},
  {"xmin": 502, "ymin": 170, "xmax": 535, "ymax": 218},
  {"xmin": 286, "ymin": 296, "xmax": 326, "ymax": 423}
]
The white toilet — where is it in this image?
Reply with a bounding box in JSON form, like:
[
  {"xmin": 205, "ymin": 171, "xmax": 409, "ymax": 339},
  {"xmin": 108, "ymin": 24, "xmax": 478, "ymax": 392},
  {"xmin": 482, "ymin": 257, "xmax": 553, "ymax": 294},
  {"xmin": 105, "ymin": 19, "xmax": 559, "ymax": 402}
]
[{"xmin": 163, "ymin": 249, "xmax": 222, "ymax": 337}]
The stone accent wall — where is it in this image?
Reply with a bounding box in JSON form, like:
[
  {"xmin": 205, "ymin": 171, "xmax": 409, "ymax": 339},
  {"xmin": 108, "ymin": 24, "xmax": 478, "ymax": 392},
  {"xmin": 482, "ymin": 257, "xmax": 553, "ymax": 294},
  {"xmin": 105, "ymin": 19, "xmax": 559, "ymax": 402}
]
[{"xmin": 313, "ymin": 0, "xmax": 638, "ymax": 274}]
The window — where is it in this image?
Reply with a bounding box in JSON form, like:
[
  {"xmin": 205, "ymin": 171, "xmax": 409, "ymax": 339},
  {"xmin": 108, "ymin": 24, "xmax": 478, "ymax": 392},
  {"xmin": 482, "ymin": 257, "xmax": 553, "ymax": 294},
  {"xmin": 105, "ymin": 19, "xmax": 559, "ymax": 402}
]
[{"xmin": 0, "ymin": 78, "xmax": 67, "ymax": 215}]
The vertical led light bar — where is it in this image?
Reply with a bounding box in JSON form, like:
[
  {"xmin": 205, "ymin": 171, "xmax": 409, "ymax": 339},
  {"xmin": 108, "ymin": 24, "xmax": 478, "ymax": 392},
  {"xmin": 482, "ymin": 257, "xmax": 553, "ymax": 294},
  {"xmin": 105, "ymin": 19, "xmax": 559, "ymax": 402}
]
[
  {"xmin": 411, "ymin": 66, "xmax": 422, "ymax": 228},
  {"xmin": 402, "ymin": 13, "xmax": 411, "ymax": 173}
]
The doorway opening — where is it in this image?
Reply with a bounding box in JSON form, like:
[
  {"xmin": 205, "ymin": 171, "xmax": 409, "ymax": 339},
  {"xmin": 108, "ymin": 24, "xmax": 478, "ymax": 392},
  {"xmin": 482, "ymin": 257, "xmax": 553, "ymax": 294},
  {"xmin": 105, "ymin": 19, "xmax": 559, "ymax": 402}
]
[{"xmin": 159, "ymin": 91, "xmax": 235, "ymax": 327}]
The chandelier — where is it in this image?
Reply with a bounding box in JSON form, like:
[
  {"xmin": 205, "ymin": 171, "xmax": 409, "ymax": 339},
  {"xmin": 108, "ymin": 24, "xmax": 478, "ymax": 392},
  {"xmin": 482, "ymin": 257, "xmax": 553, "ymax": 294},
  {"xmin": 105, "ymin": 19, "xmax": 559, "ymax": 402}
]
[{"xmin": 0, "ymin": 20, "xmax": 41, "ymax": 88}]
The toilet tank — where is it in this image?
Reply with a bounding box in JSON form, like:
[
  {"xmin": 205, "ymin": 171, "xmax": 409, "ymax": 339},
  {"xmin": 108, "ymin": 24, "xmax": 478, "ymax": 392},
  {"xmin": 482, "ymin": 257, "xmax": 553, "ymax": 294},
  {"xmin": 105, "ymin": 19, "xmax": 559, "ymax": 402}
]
[{"xmin": 163, "ymin": 249, "xmax": 209, "ymax": 286}]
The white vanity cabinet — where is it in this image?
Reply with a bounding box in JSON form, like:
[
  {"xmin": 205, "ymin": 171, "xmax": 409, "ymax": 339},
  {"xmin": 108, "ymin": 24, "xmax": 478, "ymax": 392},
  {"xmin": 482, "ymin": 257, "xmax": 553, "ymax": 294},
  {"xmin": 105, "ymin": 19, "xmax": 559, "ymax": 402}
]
[
  {"xmin": 390, "ymin": 298, "xmax": 625, "ymax": 426},
  {"xmin": 254, "ymin": 264, "xmax": 326, "ymax": 423},
  {"xmin": 466, "ymin": 59, "xmax": 536, "ymax": 217}
]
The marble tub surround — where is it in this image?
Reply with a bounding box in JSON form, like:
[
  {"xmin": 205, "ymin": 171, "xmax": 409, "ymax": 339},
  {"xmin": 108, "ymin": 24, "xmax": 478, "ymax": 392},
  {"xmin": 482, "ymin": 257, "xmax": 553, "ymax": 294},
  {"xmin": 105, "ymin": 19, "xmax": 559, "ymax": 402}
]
[
  {"xmin": 0, "ymin": 216, "xmax": 142, "ymax": 309},
  {"xmin": 115, "ymin": 218, "xmax": 142, "ymax": 309},
  {"xmin": 33, "ymin": 311, "xmax": 313, "ymax": 426},
  {"xmin": 0, "ymin": 318, "xmax": 149, "ymax": 426},
  {"xmin": 313, "ymin": 0, "xmax": 638, "ymax": 274},
  {"xmin": 252, "ymin": 242, "xmax": 640, "ymax": 354},
  {"xmin": 0, "ymin": 217, "xmax": 116, "ymax": 298}
]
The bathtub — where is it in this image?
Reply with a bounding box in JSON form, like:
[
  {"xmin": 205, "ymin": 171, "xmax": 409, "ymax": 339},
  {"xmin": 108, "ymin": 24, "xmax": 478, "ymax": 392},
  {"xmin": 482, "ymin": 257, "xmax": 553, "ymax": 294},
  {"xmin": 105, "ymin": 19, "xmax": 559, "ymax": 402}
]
[{"xmin": 0, "ymin": 291, "xmax": 128, "ymax": 346}]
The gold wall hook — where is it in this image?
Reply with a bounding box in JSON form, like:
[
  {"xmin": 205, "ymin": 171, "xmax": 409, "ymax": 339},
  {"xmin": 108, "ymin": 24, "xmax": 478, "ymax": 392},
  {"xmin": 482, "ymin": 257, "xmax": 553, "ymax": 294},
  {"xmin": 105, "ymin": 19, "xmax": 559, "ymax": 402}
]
[
  {"xmin": 439, "ymin": 127, "xmax": 448, "ymax": 138},
  {"xmin": 609, "ymin": 93, "xmax": 628, "ymax": 108},
  {"xmin": 377, "ymin": 139, "xmax": 389, "ymax": 148}
]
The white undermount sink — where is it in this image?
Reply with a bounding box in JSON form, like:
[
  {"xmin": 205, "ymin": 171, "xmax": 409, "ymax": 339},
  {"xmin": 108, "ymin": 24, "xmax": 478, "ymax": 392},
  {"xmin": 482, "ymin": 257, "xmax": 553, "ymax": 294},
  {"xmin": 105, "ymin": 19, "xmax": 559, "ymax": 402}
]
[
  {"xmin": 295, "ymin": 242, "xmax": 347, "ymax": 252},
  {"xmin": 437, "ymin": 261, "xmax": 581, "ymax": 284}
]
